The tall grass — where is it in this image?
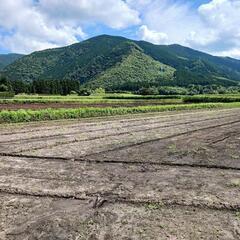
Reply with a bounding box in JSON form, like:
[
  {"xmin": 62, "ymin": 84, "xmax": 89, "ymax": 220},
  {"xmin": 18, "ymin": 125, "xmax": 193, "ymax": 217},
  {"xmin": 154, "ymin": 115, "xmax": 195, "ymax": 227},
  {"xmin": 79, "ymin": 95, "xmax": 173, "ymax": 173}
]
[
  {"xmin": 0, "ymin": 92, "xmax": 15, "ymax": 98},
  {"xmin": 183, "ymin": 95, "xmax": 240, "ymax": 103},
  {"xmin": 104, "ymin": 95, "xmax": 182, "ymax": 99},
  {"xmin": 1, "ymin": 102, "xmax": 240, "ymax": 124}
]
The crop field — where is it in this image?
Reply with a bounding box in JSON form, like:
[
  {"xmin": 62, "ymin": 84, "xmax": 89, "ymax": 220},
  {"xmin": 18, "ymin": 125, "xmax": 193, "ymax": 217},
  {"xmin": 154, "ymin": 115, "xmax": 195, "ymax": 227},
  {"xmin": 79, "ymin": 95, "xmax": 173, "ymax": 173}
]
[
  {"xmin": 0, "ymin": 99, "xmax": 182, "ymax": 111},
  {"xmin": 1, "ymin": 94, "xmax": 240, "ymax": 124},
  {"xmin": 0, "ymin": 107, "xmax": 240, "ymax": 239},
  {"xmin": 1, "ymin": 94, "xmax": 240, "ymax": 112},
  {"xmin": 0, "ymin": 94, "xmax": 184, "ymax": 111}
]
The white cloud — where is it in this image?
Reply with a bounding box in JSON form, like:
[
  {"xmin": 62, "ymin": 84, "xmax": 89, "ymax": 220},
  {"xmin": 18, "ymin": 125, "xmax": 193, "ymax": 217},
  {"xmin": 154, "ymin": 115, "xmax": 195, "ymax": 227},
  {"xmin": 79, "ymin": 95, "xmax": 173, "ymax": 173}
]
[
  {"xmin": 39, "ymin": 0, "xmax": 140, "ymax": 29},
  {"xmin": 0, "ymin": 0, "xmax": 240, "ymax": 59},
  {"xmin": 199, "ymin": 0, "xmax": 240, "ymax": 37},
  {"xmin": 198, "ymin": 0, "xmax": 240, "ymax": 58},
  {"xmin": 213, "ymin": 48, "xmax": 240, "ymax": 59},
  {"xmin": 126, "ymin": 0, "xmax": 153, "ymax": 10},
  {"xmin": 139, "ymin": 0, "xmax": 203, "ymax": 45},
  {"xmin": 135, "ymin": 0, "xmax": 240, "ymax": 59},
  {"xmin": 0, "ymin": 0, "xmax": 140, "ymax": 53},
  {"xmin": 0, "ymin": 0, "xmax": 86, "ymax": 53},
  {"xmin": 138, "ymin": 25, "xmax": 168, "ymax": 44},
  {"xmin": 187, "ymin": 29, "xmax": 219, "ymax": 47}
]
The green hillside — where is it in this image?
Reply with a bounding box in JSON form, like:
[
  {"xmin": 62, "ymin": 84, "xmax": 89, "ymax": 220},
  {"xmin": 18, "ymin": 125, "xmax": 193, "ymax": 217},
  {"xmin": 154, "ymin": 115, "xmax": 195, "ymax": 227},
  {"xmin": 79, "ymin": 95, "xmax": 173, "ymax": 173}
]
[
  {"xmin": 2, "ymin": 35, "xmax": 240, "ymax": 91},
  {"xmin": 86, "ymin": 46, "xmax": 175, "ymax": 91},
  {"xmin": 0, "ymin": 54, "xmax": 24, "ymax": 70},
  {"xmin": 2, "ymin": 36, "xmax": 130, "ymax": 83}
]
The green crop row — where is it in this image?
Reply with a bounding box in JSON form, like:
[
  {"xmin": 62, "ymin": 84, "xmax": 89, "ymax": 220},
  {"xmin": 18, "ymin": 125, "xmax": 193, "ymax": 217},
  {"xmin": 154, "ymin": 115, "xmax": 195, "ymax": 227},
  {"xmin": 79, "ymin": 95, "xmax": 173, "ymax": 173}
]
[
  {"xmin": 0, "ymin": 98, "xmax": 182, "ymax": 104},
  {"xmin": 0, "ymin": 92, "xmax": 15, "ymax": 99},
  {"xmin": 103, "ymin": 95, "xmax": 182, "ymax": 99},
  {"xmin": 1, "ymin": 102, "xmax": 240, "ymax": 124},
  {"xmin": 183, "ymin": 95, "xmax": 240, "ymax": 103}
]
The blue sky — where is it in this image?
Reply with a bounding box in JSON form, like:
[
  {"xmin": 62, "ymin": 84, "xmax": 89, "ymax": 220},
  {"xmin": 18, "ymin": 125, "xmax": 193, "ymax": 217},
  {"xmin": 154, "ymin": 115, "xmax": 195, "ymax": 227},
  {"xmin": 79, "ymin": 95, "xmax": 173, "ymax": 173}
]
[{"xmin": 0, "ymin": 0, "xmax": 240, "ymax": 59}]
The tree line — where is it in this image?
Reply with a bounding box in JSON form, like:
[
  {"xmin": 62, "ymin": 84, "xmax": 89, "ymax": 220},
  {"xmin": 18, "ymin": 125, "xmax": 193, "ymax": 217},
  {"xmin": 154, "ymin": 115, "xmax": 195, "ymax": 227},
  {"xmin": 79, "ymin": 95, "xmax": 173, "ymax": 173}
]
[
  {"xmin": 1, "ymin": 74, "xmax": 240, "ymax": 96},
  {"xmin": 0, "ymin": 75, "xmax": 80, "ymax": 95}
]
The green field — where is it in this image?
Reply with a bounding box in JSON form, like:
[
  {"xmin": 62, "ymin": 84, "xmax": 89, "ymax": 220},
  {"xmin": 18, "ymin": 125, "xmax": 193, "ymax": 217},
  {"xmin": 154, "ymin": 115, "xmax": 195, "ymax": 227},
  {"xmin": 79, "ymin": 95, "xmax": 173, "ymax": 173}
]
[
  {"xmin": 0, "ymin": 93, "xmax": 240, "ymax": 123},
  {"xmin": 0, "ymin": 94, "xmax": 182, "ymax": 105},
  {"xmin": 1, "ymin": 102, "xmax": 240, "ymax": 123}
]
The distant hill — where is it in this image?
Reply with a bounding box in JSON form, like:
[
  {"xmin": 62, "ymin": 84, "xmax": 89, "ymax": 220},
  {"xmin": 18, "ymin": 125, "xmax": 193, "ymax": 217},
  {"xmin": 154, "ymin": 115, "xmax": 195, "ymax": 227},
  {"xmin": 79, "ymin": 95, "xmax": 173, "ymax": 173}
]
[
  {"xmin": 3, "ymin": 35, "xmax": 240, "ymax": 91},
  {"xmin": 0, "ymin": 53, "xmax": 24, "ymax": 70}
]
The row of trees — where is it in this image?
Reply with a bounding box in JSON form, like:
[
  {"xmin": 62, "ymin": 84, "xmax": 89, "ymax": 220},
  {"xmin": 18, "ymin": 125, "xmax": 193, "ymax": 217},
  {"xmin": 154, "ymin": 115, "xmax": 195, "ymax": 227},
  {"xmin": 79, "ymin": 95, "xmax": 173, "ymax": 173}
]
[
  {"xmin": 0, "ymin": 76, "xmax": 80, "ymax": 95},
  {"xmin": 138, "ymin": 85, "xmax": 240, "ymax": 95},
  {"xmin": 1, "ymin": 74, "xmax": 240, "ymax": 96}
]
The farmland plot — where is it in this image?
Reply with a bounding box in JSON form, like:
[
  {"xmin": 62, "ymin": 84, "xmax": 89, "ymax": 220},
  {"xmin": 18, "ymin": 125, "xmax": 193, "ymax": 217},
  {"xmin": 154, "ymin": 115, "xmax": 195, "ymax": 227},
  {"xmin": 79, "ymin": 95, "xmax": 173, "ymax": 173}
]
[{"xmin": 0, "ymin": 108, "xmax": 240, "ymax": 239}]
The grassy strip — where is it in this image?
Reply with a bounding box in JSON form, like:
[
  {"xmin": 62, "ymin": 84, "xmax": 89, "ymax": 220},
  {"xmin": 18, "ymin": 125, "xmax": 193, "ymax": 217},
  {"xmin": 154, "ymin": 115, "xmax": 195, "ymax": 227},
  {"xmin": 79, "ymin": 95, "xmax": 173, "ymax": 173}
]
[
  {"xmin": 104, "ymin": 95, "xmax": 182, "ymax": 99},
  {"xmin": 0, "ymin": 98, "xmax": 134, "ymax": 104},
  {"xmin": 14, "ymin": 94, "xmax": 103, "ymax": 99},
  {"xmin": 0, "ymin": 92, "xmax": 15, "ymax": 98},
  {"xmin": 183, "ymin": 95, "xmax": 240, "ymax": 103},
  {"xmin": 1, "ymin": 102, "xmax": 240, "ymax": 124},
  {"xmin": 0, "ymin": 98, "xmax": 181, "ymax": 104}
]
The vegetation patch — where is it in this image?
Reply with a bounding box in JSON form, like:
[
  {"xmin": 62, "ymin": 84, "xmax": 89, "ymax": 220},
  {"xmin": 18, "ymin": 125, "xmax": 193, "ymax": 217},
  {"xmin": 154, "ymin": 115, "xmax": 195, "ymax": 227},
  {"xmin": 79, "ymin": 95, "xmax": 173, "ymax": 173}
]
[
  {"xmin": 183, "ymin": 95, "xmax": 240, "ymax": 103},
  {"xmin": 103, "ymin": 94, "xmax": 182, "ymax": 100},
  {"xmin": 0, "ymin": 91, "xmax": 15, "ymax": 99},
  {"xmin": 229, "ymin": 179, "xmax": 240, "ymax": 188},
  {"xmin": 1, "ymin": 102, "xmax": 240, "ymax": 123},
  {"xmin": 145, "ymin": 202, "xmax": 164, "ymax": 211}
]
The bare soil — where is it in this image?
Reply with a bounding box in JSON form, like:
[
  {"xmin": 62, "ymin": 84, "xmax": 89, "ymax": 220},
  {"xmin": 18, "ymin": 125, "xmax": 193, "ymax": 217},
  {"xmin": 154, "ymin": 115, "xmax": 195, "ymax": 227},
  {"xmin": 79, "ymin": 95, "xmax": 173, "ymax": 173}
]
[{"xmin": 0, "ymin": 108, "xmax": 240, "ymax": 239}]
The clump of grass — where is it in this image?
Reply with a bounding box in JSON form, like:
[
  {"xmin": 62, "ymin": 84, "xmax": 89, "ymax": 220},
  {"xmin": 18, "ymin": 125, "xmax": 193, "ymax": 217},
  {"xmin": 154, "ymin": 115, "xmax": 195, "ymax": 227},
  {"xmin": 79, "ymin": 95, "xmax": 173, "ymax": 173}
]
[
  {"xmin": 229, "ymin": 179, "xmax": 240, "ymax": 187},
  {"xmin": 0, "ymin": 102, "xmax": 240, "ymax": 124},
  {"xmin": 167, "ymin": 144, "xmax": 178, "ymax": 155},
  {"xmin": 145, "ymin": 202, "xmax": 164, "ymax": 211}
]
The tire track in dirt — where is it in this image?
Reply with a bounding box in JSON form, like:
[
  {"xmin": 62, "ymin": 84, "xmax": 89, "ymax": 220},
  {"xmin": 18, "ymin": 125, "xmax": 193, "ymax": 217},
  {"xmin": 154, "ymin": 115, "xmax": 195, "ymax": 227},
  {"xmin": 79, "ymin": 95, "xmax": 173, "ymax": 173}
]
[
  {"xmin": 2, "ymin": 113, "xmax": 236, "ymax": 145},
  {"xmin": 3, "ymin": 114, "xmax": 238, "ymax": 154},
  {"xmin": 84, "ymin": 119, "xmax": 240, "ymax": 158},
  {"xmin": 1, "ymin": 109, "xmax": 240, "ymax": 240},
  {"xmin": 12, "ymin": 117, "xmax": 240, "ymax": 158},
  {"xmin": 1, "ymin": 152, "xmax": 239, "ymax": 171},
  {"xmin": 1, "ymin": 119, "xmax": 239, "ymax": 170},
  {"xmin": 0, "ymin": 189, "xmax": 239, "ymax": 212},
  {"xmin": 1, "ymin": 108, "xmax": 238, "ymax": 137}
]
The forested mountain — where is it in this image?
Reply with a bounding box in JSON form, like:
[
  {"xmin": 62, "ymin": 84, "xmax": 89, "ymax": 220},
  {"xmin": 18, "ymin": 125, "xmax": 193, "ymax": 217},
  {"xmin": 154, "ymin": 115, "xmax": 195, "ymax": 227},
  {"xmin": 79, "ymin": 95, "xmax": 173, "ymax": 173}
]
[
  {"xmin": 2, "ymin": 35, "xmax": 240, "ymax": 91},
  {"xmin": 0, "ymin": 53, "xmax": 24, "ymax": 70}
]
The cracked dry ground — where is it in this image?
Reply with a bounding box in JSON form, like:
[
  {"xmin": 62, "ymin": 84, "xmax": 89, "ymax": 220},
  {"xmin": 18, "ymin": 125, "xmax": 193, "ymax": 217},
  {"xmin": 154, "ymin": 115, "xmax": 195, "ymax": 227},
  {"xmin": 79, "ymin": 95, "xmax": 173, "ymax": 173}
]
[{"xmin": 0, "ymin": 108, "xmax": 240, "ymax": 240}]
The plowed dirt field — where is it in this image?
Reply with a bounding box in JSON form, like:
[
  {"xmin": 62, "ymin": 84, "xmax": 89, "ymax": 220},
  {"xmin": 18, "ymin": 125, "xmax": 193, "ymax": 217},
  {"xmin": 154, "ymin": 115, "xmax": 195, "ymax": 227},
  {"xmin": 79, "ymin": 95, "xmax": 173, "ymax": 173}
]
[{"xmin": 0, "ymin": 108, "xmax": 240, "ymax": 239}]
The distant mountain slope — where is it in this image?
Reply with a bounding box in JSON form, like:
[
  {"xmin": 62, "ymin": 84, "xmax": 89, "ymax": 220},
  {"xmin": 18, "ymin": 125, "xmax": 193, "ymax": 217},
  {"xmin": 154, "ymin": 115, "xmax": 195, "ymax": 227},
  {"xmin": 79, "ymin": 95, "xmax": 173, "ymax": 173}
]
[
  {"xmin": 86, "ymin": 46, "xmax": 175, "ymax": 90},
  {"xmin": 136, "ymin": 41, "xmax": 240, "ymax": 83},
  {"xmin": 3, "ymin": 35, "xmax": 240, "ymax": 90},
  {"xmin": 0, "ymin": 53, "xmax": 24, "ymax": 70}
]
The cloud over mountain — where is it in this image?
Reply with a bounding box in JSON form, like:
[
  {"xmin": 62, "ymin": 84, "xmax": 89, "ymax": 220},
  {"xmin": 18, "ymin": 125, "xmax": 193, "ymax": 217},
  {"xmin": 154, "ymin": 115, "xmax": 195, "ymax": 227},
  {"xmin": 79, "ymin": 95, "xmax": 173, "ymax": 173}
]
[{"xmin": 0, "ymin": 0, "xmax": 239, "ymax": 58}]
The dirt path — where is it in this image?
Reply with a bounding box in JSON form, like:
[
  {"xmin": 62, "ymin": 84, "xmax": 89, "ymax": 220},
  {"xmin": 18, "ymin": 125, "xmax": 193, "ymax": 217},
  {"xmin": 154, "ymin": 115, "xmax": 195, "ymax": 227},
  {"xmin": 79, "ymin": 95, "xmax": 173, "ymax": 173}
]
[{"xmin": 0, "ymin": 108, "xmax": 240, "ymax": 239}]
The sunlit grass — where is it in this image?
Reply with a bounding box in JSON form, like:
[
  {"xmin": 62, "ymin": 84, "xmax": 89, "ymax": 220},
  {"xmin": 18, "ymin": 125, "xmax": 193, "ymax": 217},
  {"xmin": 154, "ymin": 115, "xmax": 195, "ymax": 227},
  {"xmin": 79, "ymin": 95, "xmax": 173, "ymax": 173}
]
[{"xmin": 1, "ymin": 102, "xmax": 240, "ymax": 124}]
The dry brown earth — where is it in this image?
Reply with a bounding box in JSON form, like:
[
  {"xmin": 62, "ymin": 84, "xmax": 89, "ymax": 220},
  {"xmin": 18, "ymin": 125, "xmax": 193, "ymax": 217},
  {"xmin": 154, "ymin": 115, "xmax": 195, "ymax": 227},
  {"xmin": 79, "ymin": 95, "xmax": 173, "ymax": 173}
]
[{"xmin": 0, "ymin": 108, "xmax": 240, "ymax": 239}]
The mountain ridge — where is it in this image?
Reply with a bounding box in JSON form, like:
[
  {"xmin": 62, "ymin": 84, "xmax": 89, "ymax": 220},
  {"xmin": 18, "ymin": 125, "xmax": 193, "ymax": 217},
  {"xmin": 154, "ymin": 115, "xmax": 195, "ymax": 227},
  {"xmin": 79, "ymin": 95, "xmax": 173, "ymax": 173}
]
[
  {"xmin": 2, "ymin": 35, "xmax": 240, "ymax": 91},
  {"xmin": 0, "ymin": 53, "xmax": 24, "ymax": 70}
]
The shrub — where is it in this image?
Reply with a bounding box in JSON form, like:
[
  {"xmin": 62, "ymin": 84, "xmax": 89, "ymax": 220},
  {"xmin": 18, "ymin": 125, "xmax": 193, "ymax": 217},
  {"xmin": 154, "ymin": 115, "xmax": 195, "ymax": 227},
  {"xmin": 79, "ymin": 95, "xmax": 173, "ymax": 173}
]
[
  {"xmin": 138, "ymin": 87, "xmax": 159, "ymax": 95},
  {"xmin": 77, "ymin": 88, "xmax": 92, "ymax": 96},
  {"xmin": 70, "ymin": 90, "xmax": 77, "ymax": 95},
  {"xmin": 92, "ymin": 87, "xmax": 105, "ymax": 95},
  {"xmin": 158, "ymin": 86, "xmax": 188, "ymax": 95},
  {"xmin": 0, "ymin": 84, "xmax": 9, "ymax": 92}
]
